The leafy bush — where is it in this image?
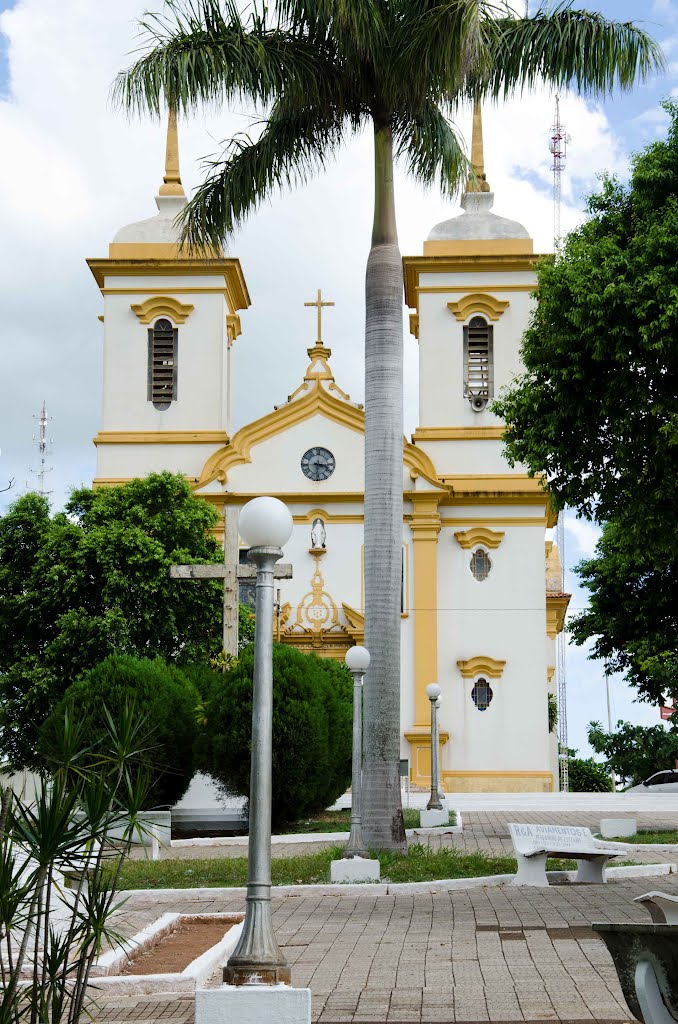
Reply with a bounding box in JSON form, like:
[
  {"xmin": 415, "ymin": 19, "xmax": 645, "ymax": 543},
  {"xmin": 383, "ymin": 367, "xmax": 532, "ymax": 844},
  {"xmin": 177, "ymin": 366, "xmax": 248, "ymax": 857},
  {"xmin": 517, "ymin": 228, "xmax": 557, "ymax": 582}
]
[
  {"xmin": 567, "ymin": 756, "xmax": 614, "ymax": 793},
  {"xmin": 196, "ymin": 644, "xmax": 353, "ymax": 827},
  {"xmin": 588, "ymin": 719, "xmax": 678, "ymax": 786},
  {"xmin": 40, "ymin": 655, "xmax": 199, "ymax": 806}
]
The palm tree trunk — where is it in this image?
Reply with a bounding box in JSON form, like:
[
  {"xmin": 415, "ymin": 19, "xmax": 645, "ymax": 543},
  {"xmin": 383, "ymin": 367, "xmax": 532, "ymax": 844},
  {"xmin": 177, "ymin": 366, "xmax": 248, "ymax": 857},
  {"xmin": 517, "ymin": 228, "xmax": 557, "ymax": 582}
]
[{"xmin": 361, "ymin": 117, "xmax": 406, "ymax": 852}]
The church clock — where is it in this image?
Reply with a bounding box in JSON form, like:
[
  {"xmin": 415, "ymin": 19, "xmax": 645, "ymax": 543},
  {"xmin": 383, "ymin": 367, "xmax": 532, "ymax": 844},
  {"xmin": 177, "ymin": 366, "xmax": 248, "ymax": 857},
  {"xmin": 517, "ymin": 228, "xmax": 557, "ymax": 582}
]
[{"xmin": 301, "ymin": 447, "xmax": 336, "ymax": 482}]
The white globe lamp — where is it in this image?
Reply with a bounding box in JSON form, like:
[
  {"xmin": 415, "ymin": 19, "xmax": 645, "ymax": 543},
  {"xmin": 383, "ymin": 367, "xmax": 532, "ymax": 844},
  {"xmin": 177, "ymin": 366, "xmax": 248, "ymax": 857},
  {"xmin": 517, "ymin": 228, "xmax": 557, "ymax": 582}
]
[
  {"xmin": 345, "ymin": 646, "xmax": 371, "ymax": 673},
  {"xmin": 239, "ymin": 496, "xmax": 293, "ymax": 549},
  {"xmin": 426, "ymin": 682, "xmax": 441, "ymax": 701}
]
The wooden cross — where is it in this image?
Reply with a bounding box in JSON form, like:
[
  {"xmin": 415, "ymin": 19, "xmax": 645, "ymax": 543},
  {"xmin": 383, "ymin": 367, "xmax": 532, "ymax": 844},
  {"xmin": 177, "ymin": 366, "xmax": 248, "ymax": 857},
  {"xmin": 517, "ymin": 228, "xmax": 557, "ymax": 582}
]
[
  {"xmin": 304, "ymin": 288, "xmax": 334, "ymax": 345},
  {"xmin": 169, "ymin": 506, "xmax": 293, "ymax": 658}
]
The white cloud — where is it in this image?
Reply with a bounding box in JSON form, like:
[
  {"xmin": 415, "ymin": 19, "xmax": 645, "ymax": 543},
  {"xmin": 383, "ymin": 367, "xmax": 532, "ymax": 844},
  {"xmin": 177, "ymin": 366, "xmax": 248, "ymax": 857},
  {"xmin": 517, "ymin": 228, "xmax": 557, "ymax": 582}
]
[{"xmin": 565, "ymin": 518, "xmax": 601, "ymax": 560}]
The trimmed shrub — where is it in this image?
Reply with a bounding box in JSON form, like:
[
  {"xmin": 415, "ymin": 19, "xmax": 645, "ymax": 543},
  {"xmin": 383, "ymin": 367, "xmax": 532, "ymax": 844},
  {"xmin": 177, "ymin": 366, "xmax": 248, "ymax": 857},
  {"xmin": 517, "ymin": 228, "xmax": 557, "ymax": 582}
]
[
  {"xmin": 196, "ymin": 644, "xmax": 353, "ymax": 827},
  {"xmin": 40, "ymin": 655, "xmax": 199, "ymax": 807},
  {"xmin": 567, "ymin": 756, "xmax": 614, "ymax": 793}
]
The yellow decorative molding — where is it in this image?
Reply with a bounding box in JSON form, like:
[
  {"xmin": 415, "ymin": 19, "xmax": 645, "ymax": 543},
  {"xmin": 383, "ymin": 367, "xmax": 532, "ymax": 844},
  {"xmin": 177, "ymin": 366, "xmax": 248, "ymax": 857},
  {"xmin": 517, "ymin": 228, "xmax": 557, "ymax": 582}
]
[
  {"xmin": 447, "ymin": 293, "xmax": 510, "ymax": 322},
  {"xmin": 196, "ymin": 378, "xmax": 444, "ymax": 490},
  {"xmin": 342, "ymin": 604, "xmax": 365, "ymax": 645},
  {"xmin": 410, "ymin": 494, "xmax": 442, "ymax": 726},
  {"xmin": 292, "ymin": 554, "xmax": 339, "ymax": 634},
  {"xmin": 87, "ymin": 258, "xmax": 251, "ymax": 313},
  {"xmin": 413, "ymin": 426, "xmax": 505, "ymax": 441},
  {"xmin": 97, "ymin": 314, "xmax": 104, "ymax": 323},
  {"xmin": 418, "ymin": 283, "xmax": 536, "ymax": 294},
  {"xmin": 226, "ymin": 313, "xmax": 242, "ymax": 343},
  {"xmin": 409, "ymin": 312, "xmax": 419, "ymax": 339},
  {"xmin": 440, "ymin": 516, "xmax": 546, "ymax": 526},
  {"xmin": 293, "ymin": 508, "xmax": 364, "ymax": 525},
  {"xmin": 439, "ymin": 473, "xmax": 544, "ymax": 494},
  {"xmin": 546, "ymin": 593, "xmax": 571, "ymax": 639},
  {"xmin": 131, "ymin": 296, "xmax": 194, "ymax": 324},
  {"xmin": 457, "ymin": 656, "xmax": 506, "ymax": 679},
  {"xmin": 94, "ymin": 430, "xmax": 228, "ymax": 446},
  {"xmin": 454, "ymin": 527, "xmax": 505, "ymax": 550},
  {"xmin": 423, "ymin": 238, "xmax": 534, "ymax": 257},
  {"xmin": 547, "ymin": 665, "xmax": 556, "ymax": 683},
  {"xmin": 402, "ymin": 252, "xmax": 545, "ymax": 311},
  {"xmin": 442, "ymin": 770, "xmax": 554, "ymax": 793},
  {"xmin": 405, "ymin": 729, "xmax": 450, "ymax": 787}
]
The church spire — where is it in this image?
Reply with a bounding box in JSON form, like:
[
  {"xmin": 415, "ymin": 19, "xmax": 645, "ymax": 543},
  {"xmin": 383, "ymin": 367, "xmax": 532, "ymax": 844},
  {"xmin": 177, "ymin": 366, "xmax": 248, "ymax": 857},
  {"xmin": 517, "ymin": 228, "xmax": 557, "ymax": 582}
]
[
  {"xmin": 159, "ymin": 106, "xmax": 185, "ymax": 197},
  {"xmin": 467, "ymin": 101, "xmax": 490, "ymax": 193}
]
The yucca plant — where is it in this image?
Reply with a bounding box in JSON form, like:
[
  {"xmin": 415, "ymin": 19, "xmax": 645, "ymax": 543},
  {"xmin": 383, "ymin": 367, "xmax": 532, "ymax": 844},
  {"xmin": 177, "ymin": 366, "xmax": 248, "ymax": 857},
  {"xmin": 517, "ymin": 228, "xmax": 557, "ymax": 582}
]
[
  {"xmin": 115, "ymin": 0, "xmax": 663, "ymax": 850},
  {"xmin": 0, "ymin": 705, "xmax": 155, "ymax": 1024}
]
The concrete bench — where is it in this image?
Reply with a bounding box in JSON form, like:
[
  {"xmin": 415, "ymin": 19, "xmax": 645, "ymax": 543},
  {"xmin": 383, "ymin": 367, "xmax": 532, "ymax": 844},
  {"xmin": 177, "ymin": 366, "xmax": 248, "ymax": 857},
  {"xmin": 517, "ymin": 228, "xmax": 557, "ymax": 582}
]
[
  {"xmin": 593, "ymin": 922, "xmax": 678, "ymax": 1024},
  {"xmin": 509, "ymin": 822, "xmax": 619, "ymax": 887},
  {"xmin": 635, "ymin": 891, "xmax": 678, "ymax": 925}
]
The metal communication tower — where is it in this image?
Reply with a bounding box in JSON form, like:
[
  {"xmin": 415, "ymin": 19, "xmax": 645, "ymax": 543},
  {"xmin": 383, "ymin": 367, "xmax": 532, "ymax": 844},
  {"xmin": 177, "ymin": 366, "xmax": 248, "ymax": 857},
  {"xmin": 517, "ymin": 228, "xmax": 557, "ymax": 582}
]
[
  {"xmin": 550, "ymin": 96, "xmax": 570, "ymax": 790},
  {"xmin": 549, "ymin": 96, "xmax": 567, "ymax": 255},
  {"xmin": 31, "ymin": 401, "xmax": 53, "ymax": 498}
]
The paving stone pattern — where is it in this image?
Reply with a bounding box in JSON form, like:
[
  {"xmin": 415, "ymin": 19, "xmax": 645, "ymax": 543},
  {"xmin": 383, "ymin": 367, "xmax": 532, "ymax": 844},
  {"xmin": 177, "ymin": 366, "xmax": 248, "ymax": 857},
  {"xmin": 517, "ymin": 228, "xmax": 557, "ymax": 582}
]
[{"xmin": 99, "ymin": 810, "xmax": 678, "ymax": 1023}]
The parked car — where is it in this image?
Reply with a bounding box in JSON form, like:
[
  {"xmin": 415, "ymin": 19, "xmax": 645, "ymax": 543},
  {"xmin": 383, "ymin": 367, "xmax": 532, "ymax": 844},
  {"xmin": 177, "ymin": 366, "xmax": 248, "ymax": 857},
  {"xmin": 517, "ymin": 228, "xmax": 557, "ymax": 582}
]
[{"xmin": 628, "ymin": 770, "xmax": 678, "ymax": 793}]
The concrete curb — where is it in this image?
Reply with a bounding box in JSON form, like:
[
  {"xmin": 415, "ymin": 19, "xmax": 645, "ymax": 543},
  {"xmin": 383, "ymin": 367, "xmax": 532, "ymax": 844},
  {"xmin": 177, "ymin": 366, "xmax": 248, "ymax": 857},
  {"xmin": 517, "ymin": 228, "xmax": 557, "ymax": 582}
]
[
  {"xmin": 122, "ymin": 860, "xmax": 675, "ymax": 902},
  {"xmin": 170, "ymin": 811, "xmax": 462, "ymax": 849}
]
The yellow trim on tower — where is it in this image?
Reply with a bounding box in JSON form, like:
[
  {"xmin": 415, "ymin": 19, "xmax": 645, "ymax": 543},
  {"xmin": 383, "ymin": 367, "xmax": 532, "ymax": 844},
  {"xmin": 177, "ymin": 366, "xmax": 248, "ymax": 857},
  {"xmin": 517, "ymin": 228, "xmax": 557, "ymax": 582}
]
[
  {"xmin": 457, "ymin": 656, "xmax": 506, "ymax": 679},
  {"xmin": 546, "ymin": 593, "xmax": 570, "ymax": 638},
  {"xmin": 447, "ymin": 293, "xmax": 510, "ymax": 322},
  {"xmin": 94, "ymin": 431, "xmax": 228, "ymax": 446},
  {"xmin": 130, "ymin": 296, "xmax": 195, "ymax": 324},
  {"xmin": 87, "ymin": 258, "xmax": 251, "ymax": 312},
  {"xmin": 423, "ymin": 238, "xmax": 534, "ymax": 257},
  {"xmin": 409, "ymin": 493, "xmax": 443, "ymax": 727},
  {"xmin": 454, "ymin": 527, "xmax": 505, "ymax": 550},
  {"xmin": 442, "ymin": 770, "xmax": 554, "ymax": 793},
  {"xmin": 402, "ymin": 252, "xmax": 546, "ymax": 311},
  {"xmin": 413, "ymin": 426, "xmax": 505, "ymax": 441}
]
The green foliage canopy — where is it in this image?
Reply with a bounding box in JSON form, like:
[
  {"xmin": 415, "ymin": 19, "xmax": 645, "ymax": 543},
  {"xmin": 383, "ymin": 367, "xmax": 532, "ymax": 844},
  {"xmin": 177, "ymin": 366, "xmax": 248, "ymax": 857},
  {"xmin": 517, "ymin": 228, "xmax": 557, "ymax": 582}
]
[
  {"xmin": 588, "ymin": 719, "xmax": 678, "ymax": 787},
  {"xmin": 40, "ymin": 655, "xmax": 199, "ymax": 806},
  {"xmin": 495, "ymin": 103, "xmax": 678, "ymax": 564},
  {"xmin": 566, "ymin": 755, "xmax": 614, "ymax": 793},
  {"xmin": 0, "ymin": 472, "xmax": 223, "ymax": 767},
  {"xmin": 197, "ymin": 644, "xmax": 353, "ymax": 827}
]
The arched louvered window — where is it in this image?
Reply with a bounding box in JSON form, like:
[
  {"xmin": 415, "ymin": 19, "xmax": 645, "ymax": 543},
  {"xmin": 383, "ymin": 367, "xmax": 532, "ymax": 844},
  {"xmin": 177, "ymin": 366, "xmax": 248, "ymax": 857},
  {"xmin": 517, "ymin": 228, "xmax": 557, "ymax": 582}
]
[
  {"xmin": 463, "ymin": 315, "xmax": 494, "ymax": 403},
  {"xmin": 148, "ymin": 318, "xmax": 178, "ymax": 409}
]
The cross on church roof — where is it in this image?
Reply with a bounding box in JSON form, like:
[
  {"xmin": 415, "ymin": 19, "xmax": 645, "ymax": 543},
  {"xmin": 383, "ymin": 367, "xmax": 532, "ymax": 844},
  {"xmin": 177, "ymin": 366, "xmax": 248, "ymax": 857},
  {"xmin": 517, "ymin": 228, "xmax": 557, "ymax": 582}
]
[{"xmin": 304, "ymin": 289, "xmax": 334, "ymax": 345}]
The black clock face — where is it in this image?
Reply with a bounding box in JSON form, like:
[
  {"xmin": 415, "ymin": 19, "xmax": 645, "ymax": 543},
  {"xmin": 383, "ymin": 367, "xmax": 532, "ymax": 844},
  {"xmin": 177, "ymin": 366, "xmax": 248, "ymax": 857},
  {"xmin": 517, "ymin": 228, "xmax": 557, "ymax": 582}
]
[{"xmin": 301, "ymin": 447, "xmax": 336, "ymax": 482}]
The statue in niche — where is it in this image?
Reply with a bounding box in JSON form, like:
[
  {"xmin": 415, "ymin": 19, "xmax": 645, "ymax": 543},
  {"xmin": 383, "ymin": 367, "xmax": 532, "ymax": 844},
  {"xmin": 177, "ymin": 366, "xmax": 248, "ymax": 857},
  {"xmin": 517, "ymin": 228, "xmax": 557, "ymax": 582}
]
[{"xmin": 311, "ymin": 518, "xmax": 327, "ymax": 550}]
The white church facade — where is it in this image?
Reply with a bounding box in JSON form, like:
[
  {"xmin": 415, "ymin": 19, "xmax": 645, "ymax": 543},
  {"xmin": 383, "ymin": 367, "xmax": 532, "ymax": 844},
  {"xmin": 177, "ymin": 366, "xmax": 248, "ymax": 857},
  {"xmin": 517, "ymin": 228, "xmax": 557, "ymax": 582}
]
[{"xmin": 88, "ymin": 108, "xmax": 568, "ymax": 793}]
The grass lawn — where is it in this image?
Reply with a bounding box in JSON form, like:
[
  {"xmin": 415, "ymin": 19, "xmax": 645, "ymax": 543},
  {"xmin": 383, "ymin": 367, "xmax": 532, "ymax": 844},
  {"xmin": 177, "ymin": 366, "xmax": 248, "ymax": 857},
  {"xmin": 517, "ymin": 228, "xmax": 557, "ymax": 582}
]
[
  {"xmin": 280, "ymin": 808, "xmax": 456, "ymax": 834},
  {"xmin": 604, "ymin": 829, "xmax": 678, "ymax": 844},
  {"xmin": 114, "ymin": 843, "xmax": 584, "ymax": 890}
]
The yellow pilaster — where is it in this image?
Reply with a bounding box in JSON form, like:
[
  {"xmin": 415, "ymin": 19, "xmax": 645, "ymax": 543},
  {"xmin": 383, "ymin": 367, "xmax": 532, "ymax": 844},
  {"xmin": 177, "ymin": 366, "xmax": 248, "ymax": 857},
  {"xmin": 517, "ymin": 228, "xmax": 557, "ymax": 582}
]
[{"xmin": 409, "ymin": 494, "xmax": 442, "ymax": 727}]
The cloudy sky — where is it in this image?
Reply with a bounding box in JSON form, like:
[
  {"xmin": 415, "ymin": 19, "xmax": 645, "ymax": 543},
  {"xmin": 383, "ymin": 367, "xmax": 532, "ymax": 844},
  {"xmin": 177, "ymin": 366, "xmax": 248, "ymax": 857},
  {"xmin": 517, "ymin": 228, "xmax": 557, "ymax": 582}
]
[{"xmin": 0, "ymin": 0, "xmax": 675, "ymax": 757}]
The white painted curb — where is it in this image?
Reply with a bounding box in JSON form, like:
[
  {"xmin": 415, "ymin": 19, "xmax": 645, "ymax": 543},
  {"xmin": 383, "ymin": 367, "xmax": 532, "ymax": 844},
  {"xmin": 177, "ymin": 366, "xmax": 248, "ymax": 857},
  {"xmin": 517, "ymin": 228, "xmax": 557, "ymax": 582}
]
[
  {"xmin": 89, "ymin": 914, "xmax": 244, "ymax": 996},
  {"xmin": 171, "ymin": 811, "xmax": 463, "ymax": 848},
  {"xmin": 122, "ymin": 860, "xmax": 675, "ymax": 902}
]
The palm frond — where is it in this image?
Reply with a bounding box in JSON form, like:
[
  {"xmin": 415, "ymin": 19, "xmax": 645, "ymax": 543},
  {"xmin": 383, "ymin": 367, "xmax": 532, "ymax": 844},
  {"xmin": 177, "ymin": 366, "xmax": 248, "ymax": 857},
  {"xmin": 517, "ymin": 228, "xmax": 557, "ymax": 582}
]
[
  {"xmin": 393, "ymin": 102, "xmax": 470, "ymax": 199},
  {"xmin": 177, "ymin": 102, "xmax": 349, "ymax": 251},
  {"xmin": 113, "ymin": 0, "xmax": 333, "ymax": 116},
  {"xmin": 476, "ymin": 3, "xmax": 665, "ymax": 99},
  {"xmin": 278, "ymin": 0, "xmax": 386, "ymax": 59},
  {"xmin": 390, "ymin": 0, "xmax": 486, "ymax": 99}
]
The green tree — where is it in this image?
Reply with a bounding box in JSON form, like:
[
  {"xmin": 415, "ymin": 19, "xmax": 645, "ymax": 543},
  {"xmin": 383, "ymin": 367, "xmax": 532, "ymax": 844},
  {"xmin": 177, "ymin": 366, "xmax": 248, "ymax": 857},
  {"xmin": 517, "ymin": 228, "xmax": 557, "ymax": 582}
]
[
  {"xmin": 116, "ymin": 0, "xmax": 661, "ymax": 849},
  {"xmin": 570, "ymin": 519, "xmax": 678, "ymax": 704},
  {"xmin": 588, "ymin": 719, "xmax": 678, "ymax": 787},
  {"xmin": 196, "ymin": 644, "xmax": 353, "ymax": 828},
  {"xmin": 0, "ymin": 473, "xmax": 223, "ymax": 766},
  {"xmin": 567, "ymin": 755, "xmax": 614, "ymax": 793},
  {"xmin": 495, "ymin": 103, "xmax": 678, "ymax": 564},
  {"xmin": 40, "ymin": 656, "xmax": 200, "ymax": 806}
]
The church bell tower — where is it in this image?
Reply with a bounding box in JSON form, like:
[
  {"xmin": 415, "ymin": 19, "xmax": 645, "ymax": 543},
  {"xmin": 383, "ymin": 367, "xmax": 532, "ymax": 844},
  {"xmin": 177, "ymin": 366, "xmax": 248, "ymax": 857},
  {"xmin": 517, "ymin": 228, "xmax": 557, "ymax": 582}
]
[{"xmin": 87, "ymin": 110, "xmax": 250, "ymax": 486}]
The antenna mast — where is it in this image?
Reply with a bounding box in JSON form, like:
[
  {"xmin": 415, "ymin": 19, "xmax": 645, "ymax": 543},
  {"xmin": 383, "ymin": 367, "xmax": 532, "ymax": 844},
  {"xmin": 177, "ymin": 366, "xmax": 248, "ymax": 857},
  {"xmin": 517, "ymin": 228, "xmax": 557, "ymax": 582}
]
[
  {"xmin": 549, "ymin": 96, "xmax": 567, "ymax": 255},
  {"xmin": 31, "ymin": 400, "xmax": 53, "ymax": 498},
  {"xmin": 549, "ymin": 96, "xmax": 570, "ymax": 790}
]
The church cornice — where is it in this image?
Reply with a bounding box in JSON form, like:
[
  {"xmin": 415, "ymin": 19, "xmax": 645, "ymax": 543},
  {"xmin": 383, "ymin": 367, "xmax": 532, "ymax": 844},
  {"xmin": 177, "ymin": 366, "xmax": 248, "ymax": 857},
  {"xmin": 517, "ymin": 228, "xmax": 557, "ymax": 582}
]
[
  {"xmin": 86, "ymin": 257, "xmax": 251, "ymax": 313},
  {"xmin": 131, "ymin": 296, "xmax": 194, "ymax": 324},
  {"xmin": 402, "ymin": 252, "xmax": 547, "ymax": 311}
]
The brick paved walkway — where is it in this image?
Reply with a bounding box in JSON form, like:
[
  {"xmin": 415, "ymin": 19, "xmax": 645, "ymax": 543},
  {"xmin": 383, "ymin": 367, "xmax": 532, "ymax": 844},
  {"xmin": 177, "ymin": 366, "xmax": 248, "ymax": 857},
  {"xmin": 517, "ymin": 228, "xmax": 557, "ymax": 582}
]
[{"xmin": 98, "ymin": 809, "xmax": 678, "ymax": 1023}]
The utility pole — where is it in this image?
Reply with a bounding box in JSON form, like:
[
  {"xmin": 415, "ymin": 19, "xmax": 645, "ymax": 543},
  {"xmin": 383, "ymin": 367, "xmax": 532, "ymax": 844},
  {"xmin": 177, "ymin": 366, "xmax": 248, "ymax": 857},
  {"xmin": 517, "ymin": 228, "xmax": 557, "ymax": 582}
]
[{"xmin": 605, "ymin": 667, "xmax": 616, "ymax": 790}]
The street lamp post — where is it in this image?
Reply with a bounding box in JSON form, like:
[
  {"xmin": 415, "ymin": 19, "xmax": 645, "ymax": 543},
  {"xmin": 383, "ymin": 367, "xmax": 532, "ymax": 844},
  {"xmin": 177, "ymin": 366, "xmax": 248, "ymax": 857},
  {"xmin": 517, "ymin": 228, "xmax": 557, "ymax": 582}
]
[
  {"xmin": 224, "ymin": 497, "xmax": 293, "ymax": 987},
  {"xmin": 343, "ymin": 645, "xmax": 370, "ymax": 859},
  {"xmin": 426, "ymin": 683, "xmax": 442, "ymax": 811}
]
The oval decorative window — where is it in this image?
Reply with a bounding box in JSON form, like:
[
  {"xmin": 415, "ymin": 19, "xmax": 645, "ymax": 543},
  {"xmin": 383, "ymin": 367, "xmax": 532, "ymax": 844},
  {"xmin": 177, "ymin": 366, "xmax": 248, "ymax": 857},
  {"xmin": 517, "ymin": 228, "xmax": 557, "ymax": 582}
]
[
  {"xmin": 471, "ymin": 677, "xmax": 493, "ymax": 711},
  {"xmin": 470, "ymin": 548, "xmax": 491, "ymax": 581}
]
